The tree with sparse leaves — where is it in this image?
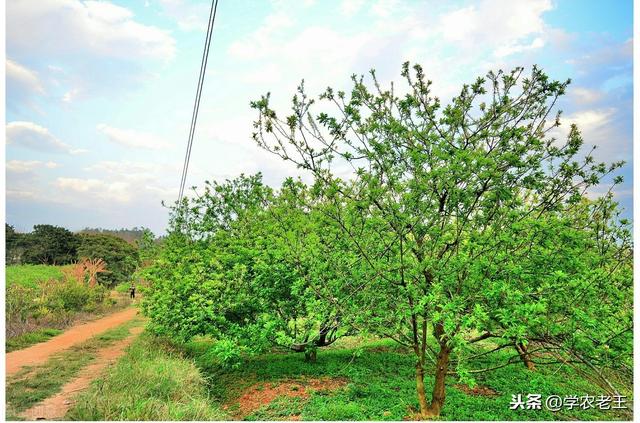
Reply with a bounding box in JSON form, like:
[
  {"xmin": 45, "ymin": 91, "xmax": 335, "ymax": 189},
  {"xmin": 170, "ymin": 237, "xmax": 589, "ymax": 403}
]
[{"xmin": 251, "ymin": 63, "xmax": 628, "ymax": 417}]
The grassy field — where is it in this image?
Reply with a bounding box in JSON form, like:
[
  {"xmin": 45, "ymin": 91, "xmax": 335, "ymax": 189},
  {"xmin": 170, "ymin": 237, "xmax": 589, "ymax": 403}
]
[
  {"xmin": 6, "ymin": 264, "xmax": 69, "ymax": 288},
  {"xmin": 66, "ymin": 333, "xmax": 633, "ymax": 421}
]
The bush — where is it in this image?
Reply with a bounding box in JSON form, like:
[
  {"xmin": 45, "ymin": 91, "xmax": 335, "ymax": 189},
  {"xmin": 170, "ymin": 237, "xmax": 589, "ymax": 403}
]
[{"xmin": 6, "ymin": 270, "xmax": 118, "ymax": 338}]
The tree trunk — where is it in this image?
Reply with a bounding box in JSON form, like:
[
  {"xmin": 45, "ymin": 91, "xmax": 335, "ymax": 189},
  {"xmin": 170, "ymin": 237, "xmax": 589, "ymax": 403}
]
[
  {"xmin": 304, "ymin": 349, "xmax": 317, "ymax": 362},
  {"xmin": 415, "ymin": 361, "xmax": 429, "ymax": 416},
  {"xmin": 515, "ymin": 342, "xmax": 535, "ymax": 371},
  {"xmin": 425, "ymin": 344, "xmax": 451, "ymax": 417}
]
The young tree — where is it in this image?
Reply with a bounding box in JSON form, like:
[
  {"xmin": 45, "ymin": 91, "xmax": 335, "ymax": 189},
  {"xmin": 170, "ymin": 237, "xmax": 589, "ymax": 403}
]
[{"xmin": 251, "ymin": 64, "xmax": 625, "ymax": 417}]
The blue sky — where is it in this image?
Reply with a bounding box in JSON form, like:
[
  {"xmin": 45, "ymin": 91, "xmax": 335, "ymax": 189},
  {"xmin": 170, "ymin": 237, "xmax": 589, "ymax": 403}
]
[{"xmin": 6, "ymin": 0, "xmax": 633, "ymax": 234}]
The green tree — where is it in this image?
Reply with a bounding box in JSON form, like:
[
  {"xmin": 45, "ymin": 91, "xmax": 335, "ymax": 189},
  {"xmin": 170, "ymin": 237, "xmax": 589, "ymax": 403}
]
[
  {"xmin": 77, "ymin": 234, "xmax": 139, "ymax": 287},
  {"xmin": 22, "ymin": 224, "xmax": 80, "ymax": 265},
  {"xmin": 6, "ymin": 224, "xmax": 28, "ymax": 265},
  {"xmin": 251, "ymin": 64, "xmax": 626, "ymax": 417},
  {"xmin": 136, "ymin": 228, "xmax": 159, "ymax": 266},
  {"xmin": 143, "ymin": 175, "xmax": 351, "ymax": 363}
]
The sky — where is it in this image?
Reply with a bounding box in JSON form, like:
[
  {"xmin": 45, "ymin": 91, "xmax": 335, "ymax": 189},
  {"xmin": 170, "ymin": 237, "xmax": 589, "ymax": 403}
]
[{"xmin": 5, "ymin": 0, "xmax": 633, "ymax": 234}]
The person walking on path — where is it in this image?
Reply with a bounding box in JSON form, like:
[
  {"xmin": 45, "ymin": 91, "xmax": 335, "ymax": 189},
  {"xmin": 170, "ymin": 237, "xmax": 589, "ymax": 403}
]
[{"xmin": 129, "ymin": 284, "xmax": 136, "ymax": 299}]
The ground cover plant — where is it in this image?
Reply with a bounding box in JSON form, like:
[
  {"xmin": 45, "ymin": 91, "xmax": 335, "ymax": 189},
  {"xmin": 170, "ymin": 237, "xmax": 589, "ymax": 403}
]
[
  {"xmin": 184, "ymin": 335, "xmax": 631, "ymax": 421},
  {"xmin": 69, "ymin": 331, "xmax": 631, "ymax": 421},
  {"xmin": 141, "ymin": 63, "xmax": 632, "ymax": 420}
]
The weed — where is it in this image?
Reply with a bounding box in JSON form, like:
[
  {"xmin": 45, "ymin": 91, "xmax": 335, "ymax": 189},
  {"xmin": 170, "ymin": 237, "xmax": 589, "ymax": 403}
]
[
  {"xmin": 6, "ymin": 328, "xmax": 63, "ymax": 352},
  {"xmin": 65, "ymin": 332, "xmax": 227, "ymax": 421}
]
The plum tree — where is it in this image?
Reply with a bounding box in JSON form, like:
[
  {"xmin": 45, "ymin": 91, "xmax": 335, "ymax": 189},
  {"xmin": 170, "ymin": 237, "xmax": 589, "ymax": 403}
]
[{"xmin": 251, "ymin": 63, "xmax": 626, "ymax": 417}]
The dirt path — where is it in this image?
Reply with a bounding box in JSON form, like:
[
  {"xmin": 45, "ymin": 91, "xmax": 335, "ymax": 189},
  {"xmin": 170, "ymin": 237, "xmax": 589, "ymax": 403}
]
[
  {"xmin": 6, "ymin": 307, "xmax": 139, "ymax": 376},
  {"xmin": 19, "ymin": 326, "xmax": 144, "ymax": 421}
]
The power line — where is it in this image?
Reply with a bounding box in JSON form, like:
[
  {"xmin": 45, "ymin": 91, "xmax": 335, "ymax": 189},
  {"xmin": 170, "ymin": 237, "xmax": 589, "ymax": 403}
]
[{"xmin": 178, "ymin": 0, "xmax": 219, "ymax": 203}]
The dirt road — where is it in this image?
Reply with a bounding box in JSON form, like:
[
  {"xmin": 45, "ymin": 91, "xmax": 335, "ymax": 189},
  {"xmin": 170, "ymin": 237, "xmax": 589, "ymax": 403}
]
[
  {"xmin": 20, "ymin": 325, "xmax": 144, "ymax": 420},
  {"xmin": 5, "ymin": 307, "xmax": 139, "ymax": 376}
]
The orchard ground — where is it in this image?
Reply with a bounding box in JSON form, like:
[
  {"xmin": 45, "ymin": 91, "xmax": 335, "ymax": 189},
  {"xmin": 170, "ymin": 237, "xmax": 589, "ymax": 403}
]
[{"xmin": 65, "ymin": 332, "xmax": 633, "ymax": 421}]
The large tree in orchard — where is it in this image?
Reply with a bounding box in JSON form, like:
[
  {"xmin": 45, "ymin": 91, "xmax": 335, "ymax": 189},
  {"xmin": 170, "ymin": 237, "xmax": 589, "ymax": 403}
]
[
  {"xmin": 143, "ymin": 174, "xmax": 354, "ymax": 363},
  {"xmin": 251, "ymin": 64, "xmax": 626, "ymax": 417}
]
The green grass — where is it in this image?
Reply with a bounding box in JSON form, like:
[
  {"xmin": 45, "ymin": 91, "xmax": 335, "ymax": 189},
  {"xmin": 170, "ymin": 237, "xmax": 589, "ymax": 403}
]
[
  {"xmin": 5, "ymin": 318, "xmax": 143, "ymax": 418},
  {"xmin": 65, "ymin": 332, "xmax": 227, "ymax": 421},
  {"xmin": 181, "ymin": 336, "xmax": 632, "ymax": 421},
  {"xmin": 56, "ymin": 333, "xmax": 633, "ymax": 421},
  {"xmin": 6, "ymin": 328, "xmax": 64, "ymax": 352},
  {"xmin": 6, "ymin": 264, "xmax": 69, "ymax": 288}
]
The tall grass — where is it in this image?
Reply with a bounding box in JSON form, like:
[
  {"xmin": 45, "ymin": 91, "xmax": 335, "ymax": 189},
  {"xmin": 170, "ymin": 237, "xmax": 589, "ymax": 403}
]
[{"xmin": 66, "ymin": 332, "xmax": 227, "ymax": 421}]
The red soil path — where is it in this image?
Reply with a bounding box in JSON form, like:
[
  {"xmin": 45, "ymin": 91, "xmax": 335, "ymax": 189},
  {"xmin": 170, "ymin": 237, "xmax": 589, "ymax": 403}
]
[
  {"xmin": 20, "ymin": 326, "xmax": 144, "ymax": 420},
  {"xmin": 6, "ymin": 307, "xmax": 139, "ymax": 376}
]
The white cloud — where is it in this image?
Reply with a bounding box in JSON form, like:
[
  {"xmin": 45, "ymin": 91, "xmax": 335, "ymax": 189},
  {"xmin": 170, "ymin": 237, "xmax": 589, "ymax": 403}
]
[
  {"xmin": 96, "ymin": 124, "xmax": 171, "ymax": 150},
  {"xmin": 494, "ymin": 37, "xmax": 545, "ymax": 58},
  {"xmin": 228, "ymin": 12, "xmax": 295, "ymax": 60},
  {"xmin": 55, "ymin": 177, "xmax": 132, "ymax": 203},
  {"xmin": 51, "ymin": 160, "xmax": 181, "ymax": 206},
  {"xmin": 7, "ymin": 0, "xmax": 176, "ymax": 61},
  {"xmin": 6, "ymin": 59, "xmax": 45, "ymax": 102},
  {"xmin": 437, "ymin": 0, "xmax": 552, "ymax": 51},
  {"xmin": 6, "ymin": 121, "xmax": 86, "ymax": 154},
  {"xmin": 62, "ymin": 88, "xmax": 80, "ymax": 103},
  {"xmin": 340, "ymin": 0, "xmax": 365, "ymax": 15},
  {"xmin": 371, "ymin": 0, "xmax": 400, "ymax": 18},
  {"xmin": 7, "ymin": 160, "xmax": 59, "ymax": 172},
  {"xmin": 6, "ymin": 190, "xmax": 38, "ymax": 200},
  {"xmin": 570, "ymin": 87, "xmax": 604, "ymax": 105},
  {"xmin": 158, "ymin": 0, "xmax": 210, "ymax": 31},
  {"xmin": 563, "ymin": 108, "xmax": 616, "ymax": 135}
]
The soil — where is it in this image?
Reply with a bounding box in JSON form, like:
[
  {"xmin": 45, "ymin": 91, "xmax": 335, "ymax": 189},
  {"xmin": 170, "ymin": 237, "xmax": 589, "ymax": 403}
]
[
  {"xmin": 228, "ymin": 377, "xmax": 348, "ymax": 419},
  {"xmin": 19, "ymin": 326, "xmax": 144, "ymax": 420}
]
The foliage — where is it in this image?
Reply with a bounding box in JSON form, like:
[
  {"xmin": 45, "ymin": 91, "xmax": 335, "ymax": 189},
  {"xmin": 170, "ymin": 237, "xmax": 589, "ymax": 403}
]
[
  {"xmin": 250, "ymin": 63, "xmax": 630, "ymax": 416},
  {"xmin": 143, "ymin": 174, "xmax": 353, "ymax": 362},
  {"xmin": 78, "ymin": 233, "xmax": 140, "ymax": 287},
  {"xmin": 136, "ymin": 228, "xmax": 160, "ymax": 265},
  {"xmin": 6, "ymin": 224, "xmax": 29, "ymax": 265},
  {"xmin": 18, "ymin": 224, "xmax": 80, "ymax": 265},
  {"xmin": 138, "ymin": 63, "xmax": 632, "ymax": 419},
  {"xmin": 78, "ymin": 226, "xmax": 150, "ymax": 244}
]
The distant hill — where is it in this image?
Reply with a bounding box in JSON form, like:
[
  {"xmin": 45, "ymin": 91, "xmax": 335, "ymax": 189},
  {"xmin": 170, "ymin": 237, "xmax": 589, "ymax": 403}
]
[{"xmin": 77, "ymin": 227, "xmax": 148, "ymax": 244}]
